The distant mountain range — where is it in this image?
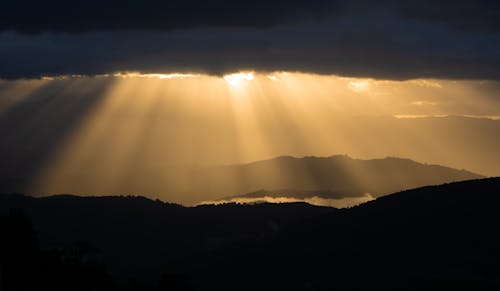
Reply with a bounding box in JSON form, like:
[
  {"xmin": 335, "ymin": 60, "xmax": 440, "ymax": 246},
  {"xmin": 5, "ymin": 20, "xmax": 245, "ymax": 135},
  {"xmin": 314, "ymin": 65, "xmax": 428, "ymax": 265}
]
[
  {"xmin": 194, "ymin": 155, "xmax": 482, "ymax": 204},
  {"xmin": 2, "ymin": 177, "xmax": 499, "ymax": 290},
  {"xmin": 0, "ymin": 155, "xmax": 483, "ymax": 205},
  {"xmin": 2, "ymin": 114, "xmax": 500, "ymax": 203}
]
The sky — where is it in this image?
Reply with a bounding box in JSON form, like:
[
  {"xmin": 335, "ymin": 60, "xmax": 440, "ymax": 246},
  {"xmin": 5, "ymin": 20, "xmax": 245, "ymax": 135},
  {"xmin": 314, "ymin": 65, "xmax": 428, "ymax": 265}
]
[{"xmin": 0, "ymin": 1, "xmax": 500, "ymax": 203}]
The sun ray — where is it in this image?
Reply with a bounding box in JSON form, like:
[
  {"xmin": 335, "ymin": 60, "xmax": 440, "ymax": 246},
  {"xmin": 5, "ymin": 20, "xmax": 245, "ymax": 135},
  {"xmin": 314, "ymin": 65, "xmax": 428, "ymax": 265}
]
[{"xmin": 8, "ymin": 72, "xmax": 497, "ymax": 204}]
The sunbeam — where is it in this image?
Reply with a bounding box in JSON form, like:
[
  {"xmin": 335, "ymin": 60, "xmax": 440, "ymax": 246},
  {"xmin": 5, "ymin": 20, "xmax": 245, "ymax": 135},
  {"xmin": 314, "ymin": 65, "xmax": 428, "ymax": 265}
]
[{"xmin": 0, "ymin": 72, "xmax": 492, "ymax": 204}]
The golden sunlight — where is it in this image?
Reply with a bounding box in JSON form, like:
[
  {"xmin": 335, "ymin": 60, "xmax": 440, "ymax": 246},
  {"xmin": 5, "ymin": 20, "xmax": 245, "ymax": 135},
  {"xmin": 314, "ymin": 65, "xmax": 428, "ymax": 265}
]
[
  {"xmin": 223, "ymin": 72, "xmax": 255, "ymax": 87},
  {"xmin": 1, "ymin": 72, "xmax": 499, "ymax": 205},
  {"xmin": 112, "ymin": 72, "xmax": 197, "ymax": 79},
  {"xmin": 347, "ymin": 79, "xmax": 371, "ymax": 92}
]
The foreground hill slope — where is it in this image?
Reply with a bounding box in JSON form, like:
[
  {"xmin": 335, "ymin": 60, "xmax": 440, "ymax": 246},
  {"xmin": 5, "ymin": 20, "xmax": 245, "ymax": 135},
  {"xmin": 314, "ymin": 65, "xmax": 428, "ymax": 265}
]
[
  {"xmin": 183, "ymin": 177, "xmax": 500, "ymax": 291},
  {"xmin": 2, "ymin": 178, "xmax": 499, "ymax": 290},
  {"xmin": 0, "ymin": 194, "xmax": 332, "ymax": 281}
]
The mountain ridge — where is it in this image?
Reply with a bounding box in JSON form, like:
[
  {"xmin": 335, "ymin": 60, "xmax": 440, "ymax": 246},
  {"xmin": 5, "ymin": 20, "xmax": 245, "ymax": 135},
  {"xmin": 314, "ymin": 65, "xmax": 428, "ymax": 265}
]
[{"xmin": 207, "ymin": 155, "xmax": 483, "ymax": 203}]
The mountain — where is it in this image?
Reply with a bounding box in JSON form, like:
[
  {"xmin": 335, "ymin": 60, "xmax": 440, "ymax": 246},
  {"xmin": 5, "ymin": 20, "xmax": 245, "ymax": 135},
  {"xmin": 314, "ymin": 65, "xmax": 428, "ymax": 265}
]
[
  {"xmin": 179, "ymin": 177, "xmax": 500, "ymax": 291},
  {"xmin": 2, "ymin": 114, "xmax": 499, "ymax": 204},
  {"xmin": 197, "ymin": 155, "xmax": 483, "ymax": 204}
]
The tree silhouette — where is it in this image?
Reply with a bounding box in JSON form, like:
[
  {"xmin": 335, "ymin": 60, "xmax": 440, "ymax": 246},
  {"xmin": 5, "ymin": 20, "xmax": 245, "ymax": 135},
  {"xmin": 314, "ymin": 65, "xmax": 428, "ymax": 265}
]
[{"xmin": 0, "ymin": 213, "xmax": 114, "ymax": 291}]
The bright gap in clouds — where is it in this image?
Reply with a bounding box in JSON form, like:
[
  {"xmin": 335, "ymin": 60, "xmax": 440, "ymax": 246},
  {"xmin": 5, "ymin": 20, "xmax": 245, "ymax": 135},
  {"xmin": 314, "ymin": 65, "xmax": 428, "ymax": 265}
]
[
  {"xmin": 223, "ymin": 72, "xmax": 255, "ymax": 87},
  {"xmin": 113, "ymin": 72, "xmax": 197, "ymax": 79}
]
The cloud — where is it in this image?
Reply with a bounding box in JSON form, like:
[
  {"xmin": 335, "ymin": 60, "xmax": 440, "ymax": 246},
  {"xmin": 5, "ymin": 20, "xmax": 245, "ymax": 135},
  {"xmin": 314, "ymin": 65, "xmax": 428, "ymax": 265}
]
[
  {"xmin": 0, "ymin": 0, "xmax": 343, "ymax": 33},
  {"xmin": 199, "ymin": 194, "xmax": 375, "ymax": 208},
  {"xmin": 392, "ymin": 0, "xmax": 500, "ymax": 35},
  {"xmin": 411, "ymin": 101, "xmax": 437, "ymax": 106},
  {"xmin": 0, "ymin": 1, "xmax": 499, "ymax": 79}
]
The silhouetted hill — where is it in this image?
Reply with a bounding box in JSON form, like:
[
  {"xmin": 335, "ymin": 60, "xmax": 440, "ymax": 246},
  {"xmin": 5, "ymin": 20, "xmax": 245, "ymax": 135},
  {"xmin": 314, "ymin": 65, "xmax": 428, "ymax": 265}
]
[
  {"xmin": 0, "ymin": 194, "xmax": 332, "ymax": 283},
  {"xmin": 2, "ymin": 178, "xmax": 499, "ymax": 290},
  {"xmin": 179, "ymin": 177, "xmax": 500, "ymax": 291},
  {"xmin": 202, "ymin": 155, "xmax": 482, "ymax": 203}
]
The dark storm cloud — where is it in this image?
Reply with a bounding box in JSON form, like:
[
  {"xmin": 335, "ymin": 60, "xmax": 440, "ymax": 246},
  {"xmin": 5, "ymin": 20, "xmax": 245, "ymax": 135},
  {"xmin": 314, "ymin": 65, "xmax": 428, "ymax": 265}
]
[
  {"xmin": 392, "ymin": 0, "xmax": 500, "ymax": 34},
  {"xmin": 0, "ymin": 0, "xmax": 343, "ymax": 33},
  {"xmin": 0, "ymin": 0, "xmax": 500, "ymax": 79}
]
